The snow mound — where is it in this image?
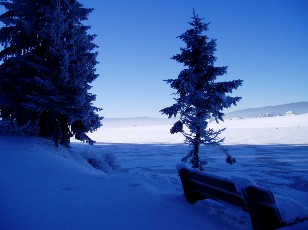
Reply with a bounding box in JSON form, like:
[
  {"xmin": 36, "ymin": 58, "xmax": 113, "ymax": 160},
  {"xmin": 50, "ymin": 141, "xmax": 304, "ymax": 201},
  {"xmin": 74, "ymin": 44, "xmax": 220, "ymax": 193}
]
[{"xmin": 0, "ymin": 136, "xmax": 254, "ymax": 230}]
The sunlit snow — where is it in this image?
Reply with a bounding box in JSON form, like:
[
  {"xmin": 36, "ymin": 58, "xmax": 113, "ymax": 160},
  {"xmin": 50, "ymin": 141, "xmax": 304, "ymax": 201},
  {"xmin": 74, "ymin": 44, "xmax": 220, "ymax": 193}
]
[{"xmin": 1, "ymin": 114, "xmax": 307, "ymax": 229}]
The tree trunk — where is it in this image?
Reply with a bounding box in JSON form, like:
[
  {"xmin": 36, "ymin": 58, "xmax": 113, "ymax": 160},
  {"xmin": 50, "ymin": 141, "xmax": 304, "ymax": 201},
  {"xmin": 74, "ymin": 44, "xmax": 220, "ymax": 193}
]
[
  {"xmin": 192, "ymin": 132, "xmax": 201, "ymax": 169},
  {"xmin": 59, "ymin": 116, "xmax": 71, "ymax": 147},
  {"xmin": 39, "ymin": 112, "xmax": 50, "ymax": 138}
]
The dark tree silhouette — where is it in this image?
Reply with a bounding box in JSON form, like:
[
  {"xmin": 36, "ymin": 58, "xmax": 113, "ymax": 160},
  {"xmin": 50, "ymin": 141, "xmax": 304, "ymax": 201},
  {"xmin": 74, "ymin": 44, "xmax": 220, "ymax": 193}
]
[{"xmin": 0, "ymin": 0, "xmax": 102, "ymax": 146}]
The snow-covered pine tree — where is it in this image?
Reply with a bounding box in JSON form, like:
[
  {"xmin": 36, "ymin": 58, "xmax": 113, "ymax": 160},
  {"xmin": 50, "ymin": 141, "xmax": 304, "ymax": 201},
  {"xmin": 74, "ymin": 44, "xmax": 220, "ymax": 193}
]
[
  {"xmin": 0, "ymin": 0, "xmax": 102, "ymax": 146},
  {"xmin": 160, "ymin": 11, "xmax": 243, "ymax": 170},
  {"xmin": 0, "ymin": 0, "xmax": 41, "ymax": 129}
]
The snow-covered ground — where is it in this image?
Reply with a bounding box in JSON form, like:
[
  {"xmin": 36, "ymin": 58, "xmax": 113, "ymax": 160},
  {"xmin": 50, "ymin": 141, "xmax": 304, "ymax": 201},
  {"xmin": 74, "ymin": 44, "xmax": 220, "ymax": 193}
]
[
  {"xmin": 1, "ymin": 114, "xmax": 308, "ymax": 229},
  {"xmin": 89, "ymin": 114, "xmax": 308, "ymax": 144}
]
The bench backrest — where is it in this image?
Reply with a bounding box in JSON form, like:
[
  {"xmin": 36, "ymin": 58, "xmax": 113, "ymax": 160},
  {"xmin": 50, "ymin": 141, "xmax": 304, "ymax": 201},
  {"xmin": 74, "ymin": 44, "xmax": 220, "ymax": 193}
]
[
  {"xmin": 178, "ymin": 168, "xmax": 246, "ymax": 209},
  {"xmin": 178, "ymin": 167, "xmax": 285, "ymax": 230},
  {"xmin": 243, "ymin": 185, "xmax": 284, "ymax": 229}
]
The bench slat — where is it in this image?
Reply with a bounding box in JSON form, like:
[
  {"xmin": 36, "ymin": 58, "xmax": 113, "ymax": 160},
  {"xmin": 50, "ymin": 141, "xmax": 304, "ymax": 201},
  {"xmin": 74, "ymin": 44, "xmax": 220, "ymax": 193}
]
[
  {"xmin": 190, "ymin": 179, "xmax": 247, "ymax": 209},
  {"xmin": 189, "ymin": 171, "xmax": 238, "ymax": 193}
]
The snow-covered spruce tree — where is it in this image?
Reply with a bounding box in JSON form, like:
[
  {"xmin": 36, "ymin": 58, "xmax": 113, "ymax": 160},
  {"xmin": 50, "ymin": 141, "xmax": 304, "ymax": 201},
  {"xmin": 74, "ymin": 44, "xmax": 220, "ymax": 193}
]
[
  {"xmin": 0, "ymin": 0, "xmax": 102, "ymax": 146},
  {"xmin": 160, "ymin": 11, "xmax": 243, "ymax": 170}
]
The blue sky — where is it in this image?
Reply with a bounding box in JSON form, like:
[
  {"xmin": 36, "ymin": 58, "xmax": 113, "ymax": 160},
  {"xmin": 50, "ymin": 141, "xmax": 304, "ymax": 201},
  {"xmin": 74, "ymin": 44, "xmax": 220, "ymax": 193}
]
[
  {"xmin": 3, "ymin": 1, "xmax": 307, "ymax": 118},
  {"xmin": 81, "ymin": 0, "xmax": 307, "ymax": 118}
]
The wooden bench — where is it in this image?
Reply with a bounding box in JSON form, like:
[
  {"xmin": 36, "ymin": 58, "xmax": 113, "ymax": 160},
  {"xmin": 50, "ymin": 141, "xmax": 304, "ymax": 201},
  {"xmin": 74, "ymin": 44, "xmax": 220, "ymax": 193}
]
[
  {"xmin": 178, "ymin": 166, "xmax": 247, "ymax": 208},
  {"xmin": 178, "ymin": 167, "xmax": 287, "ymax": 229}
]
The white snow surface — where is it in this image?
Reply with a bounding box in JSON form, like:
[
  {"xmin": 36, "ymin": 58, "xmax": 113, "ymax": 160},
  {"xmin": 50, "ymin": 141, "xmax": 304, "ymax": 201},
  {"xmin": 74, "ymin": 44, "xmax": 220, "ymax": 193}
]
[
  {"xmin": 89, "ymin": 114, "xmax": 308, "ymax": 145},
  {"xmin": 1, "ymin": 114, "xmax": 308, "ymax": 229}
]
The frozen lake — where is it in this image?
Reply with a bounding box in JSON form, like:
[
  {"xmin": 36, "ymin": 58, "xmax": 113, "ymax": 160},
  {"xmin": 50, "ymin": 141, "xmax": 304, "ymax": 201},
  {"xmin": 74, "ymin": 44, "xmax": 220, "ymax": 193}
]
[
  {"xmin": 76, "ymin": 142, "xmax": 308, "ymax": 207},
  {"xmin": 83, "ymin": 114, "xmax": 308, "ymax": 208}
]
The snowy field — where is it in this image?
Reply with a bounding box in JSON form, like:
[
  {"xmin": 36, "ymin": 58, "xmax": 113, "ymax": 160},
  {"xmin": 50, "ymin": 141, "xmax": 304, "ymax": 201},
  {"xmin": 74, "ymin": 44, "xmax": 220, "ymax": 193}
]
[{"xmin": 1, "ymin": 114, "xmax": 308, "ymax": 229}]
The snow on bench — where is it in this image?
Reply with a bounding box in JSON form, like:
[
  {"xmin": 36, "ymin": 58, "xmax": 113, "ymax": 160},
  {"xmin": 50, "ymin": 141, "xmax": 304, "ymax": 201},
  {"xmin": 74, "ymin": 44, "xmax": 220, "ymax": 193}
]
[
  {"xmin": 178, "ymin": 165, "xmax": 307, "ymax": 230},
  {"xmin": 178, "ymin": 165, "xmax": 247, "ymax": 209}
]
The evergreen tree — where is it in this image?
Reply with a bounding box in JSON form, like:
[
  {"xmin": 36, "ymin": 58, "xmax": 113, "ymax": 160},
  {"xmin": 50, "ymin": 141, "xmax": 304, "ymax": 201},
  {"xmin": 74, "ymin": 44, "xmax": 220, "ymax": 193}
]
[
  {"xmin": 160, "ymin": 11, "xmax": 243, "ymax": 170},
  {"xmin": 0, "ymin": 0, "xmax": 102, "ymax": 146}
]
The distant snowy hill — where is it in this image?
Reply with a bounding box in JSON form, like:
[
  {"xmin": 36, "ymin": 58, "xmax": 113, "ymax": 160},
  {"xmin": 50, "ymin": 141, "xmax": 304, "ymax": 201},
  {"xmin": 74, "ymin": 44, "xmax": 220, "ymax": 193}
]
[{"xmin": 225, "ymin": 102, "xmax": 308, "ymax": 119}]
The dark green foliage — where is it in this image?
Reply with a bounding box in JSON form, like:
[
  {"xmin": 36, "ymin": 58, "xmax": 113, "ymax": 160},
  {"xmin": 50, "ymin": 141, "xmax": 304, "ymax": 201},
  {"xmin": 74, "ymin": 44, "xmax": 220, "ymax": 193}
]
[{"xmin": 0, "ymin": 0, "xmax": 102, "ymax": 146}]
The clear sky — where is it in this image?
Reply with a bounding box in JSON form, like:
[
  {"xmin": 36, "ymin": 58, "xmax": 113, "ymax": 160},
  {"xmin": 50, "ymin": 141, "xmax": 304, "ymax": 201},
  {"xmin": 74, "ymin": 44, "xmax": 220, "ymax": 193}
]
[
  {"xmin": 81, "ymin": 0, "xmax": 308, "ymax": 118},
  {"xmin": 7, "ymin": 1, "xmax": 308, "ymax": 118}
]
